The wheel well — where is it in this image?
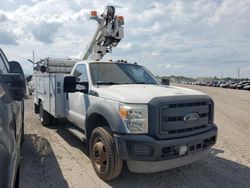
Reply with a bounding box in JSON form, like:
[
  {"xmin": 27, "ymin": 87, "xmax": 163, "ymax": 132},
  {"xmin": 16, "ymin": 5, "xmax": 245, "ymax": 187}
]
[{"xmin": 86, "ymin": 113, "xmax": 109, "ymax": 141}]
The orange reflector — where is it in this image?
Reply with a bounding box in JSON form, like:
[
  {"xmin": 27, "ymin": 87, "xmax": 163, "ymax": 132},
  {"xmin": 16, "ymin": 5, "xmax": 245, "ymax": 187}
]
[
  {"xmin": 90, "ymin": 11, "xmax": 97, "ymax": 17},
  {"xmin": 119, "ymin": 107, "xmax": 128, "ymax": 119},
  {"xmin": 117, "ymin": 16, "xmax": 124, "ymax": 21}
]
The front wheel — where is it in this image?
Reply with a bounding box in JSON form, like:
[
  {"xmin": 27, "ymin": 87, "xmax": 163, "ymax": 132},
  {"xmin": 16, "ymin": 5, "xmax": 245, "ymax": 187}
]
[
  {"xmin": 39, "ymin": 103, "xmax": 51, "ymax": 126},
  {"xmin": 89, "ymin": 127, "xmax": 123, "ymax": 181}
]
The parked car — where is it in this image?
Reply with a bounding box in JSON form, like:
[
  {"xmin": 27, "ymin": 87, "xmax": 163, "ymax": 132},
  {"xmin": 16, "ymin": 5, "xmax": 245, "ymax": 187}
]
[
  {"xmin": 243, "ymin": 84, "xmax": 250, "ymax": 91},
  {"xmin": 236, "ymin": 81, "xmax": 250, "ymax": 90},
  {"xmin": 228, "ymin": 83, "xmax": 238, "ymax": 89},
  {"xmin": 220, "ymin": 83, "xmax": 229, "ymax": 88},
  {"xmin": 28, "ymin": 77, "xmax": 34, "ymax": 95},
  {"xmin": 0, "ymin": 48, "xmax": 25, "ymax": 188}
]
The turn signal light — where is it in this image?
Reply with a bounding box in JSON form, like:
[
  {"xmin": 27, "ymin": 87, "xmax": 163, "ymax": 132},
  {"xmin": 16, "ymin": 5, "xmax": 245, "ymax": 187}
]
[
  {"xmin": 90, "ymin": 11, "xmax": 98, "ymax": 17},
  {"xmin": 119, "ymin": 106, "xmax": 128, "ymax": 119},
  {"xmin": 117, "ymin": 16, "xmax": 124, "ymax": 21},
  {"xmin": 117, "ymin": 16, "xmax": 124, "ymax": 25}
]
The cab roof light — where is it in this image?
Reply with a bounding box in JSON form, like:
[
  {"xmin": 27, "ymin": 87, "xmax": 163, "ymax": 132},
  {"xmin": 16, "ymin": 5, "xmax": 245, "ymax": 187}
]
[
  {"xmin": 117, "ymin": 16, "xmax": 124, "ymax": 25},
  {"xmin": 117, "ymin": 16, "xmax": 124, "ymax": 21},
  {"xmin": 90, "ymin": 11, "xmax": 98, "ymax": 18}
]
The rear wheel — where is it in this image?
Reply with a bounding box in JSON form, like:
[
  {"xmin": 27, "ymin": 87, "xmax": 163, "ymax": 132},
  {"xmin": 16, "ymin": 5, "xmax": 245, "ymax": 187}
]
[
  {"xmin": 89, "ymin": 127, "xmax": 123, "ymax": 181},
  {"xmin": 39, "ymin": 102, "xmax": 51, "ymax": 126}
]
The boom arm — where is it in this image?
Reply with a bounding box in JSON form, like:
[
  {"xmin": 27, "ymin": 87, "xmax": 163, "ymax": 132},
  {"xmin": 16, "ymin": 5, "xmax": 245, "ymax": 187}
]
[{"xmin": 82, "ymin": 6, "xmax": 124, "ymax": 61}]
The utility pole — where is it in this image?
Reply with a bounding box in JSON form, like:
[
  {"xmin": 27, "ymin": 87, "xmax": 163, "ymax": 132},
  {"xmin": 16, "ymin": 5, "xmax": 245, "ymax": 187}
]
[
  {"xmin": 237, "ymin": 67, "xmax": 240, "ymax": 79},
  {"xmin": 32, "ymin": 51, "xmax": 35, "ymax": 74},
  {"xmin": 27, "ymin": 51, "xmax": 35, "ymax": 74}
]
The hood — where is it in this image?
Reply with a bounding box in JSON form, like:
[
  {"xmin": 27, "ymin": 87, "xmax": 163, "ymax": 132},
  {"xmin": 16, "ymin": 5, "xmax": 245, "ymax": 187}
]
[{"xmin": 94, "ymin": 84, "xmax": 206, "ymax": 103}]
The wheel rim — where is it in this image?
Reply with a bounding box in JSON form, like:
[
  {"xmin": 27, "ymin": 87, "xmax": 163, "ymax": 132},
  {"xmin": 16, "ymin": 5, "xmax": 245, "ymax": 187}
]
[{"xmin": 92, "ymin": 137, "xmax": 108, "ymax": 173}]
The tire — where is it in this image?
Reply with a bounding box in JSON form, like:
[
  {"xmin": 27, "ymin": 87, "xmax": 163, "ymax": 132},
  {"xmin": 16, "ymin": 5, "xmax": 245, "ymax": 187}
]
[
  {"xmin": 15, "ymin": 166, "xmax": 20, "ymax": 188},
  {"xmin": 21, "ymin": 102, "xmax": 24, "ymax": 145},
  {"xmin": 39, "ymin": 102, "xmax": 51, "ymax": 126},
  {"xmin": 89, "ymin": 127, "xmax": 123, "ymax": 181}
]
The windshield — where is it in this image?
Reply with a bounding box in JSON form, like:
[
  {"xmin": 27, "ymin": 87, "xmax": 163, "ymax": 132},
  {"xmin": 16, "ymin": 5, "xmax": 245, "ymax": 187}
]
[{"xmin": 89, "ymin": 63, "xmax": 159, "ymax": 85}]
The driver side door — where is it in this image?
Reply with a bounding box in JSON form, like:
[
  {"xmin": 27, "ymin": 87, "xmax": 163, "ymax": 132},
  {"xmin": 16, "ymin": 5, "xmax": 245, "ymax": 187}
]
[{"xmin": 67, "ymin": 64, "xmax": 89, "ymax": 130}]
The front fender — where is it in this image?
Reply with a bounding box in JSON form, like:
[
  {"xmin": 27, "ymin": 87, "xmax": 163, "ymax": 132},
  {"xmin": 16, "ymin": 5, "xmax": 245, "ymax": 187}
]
[{"xmin": 86, "ymin": 102, "xmax": 127, "ymax": 133}]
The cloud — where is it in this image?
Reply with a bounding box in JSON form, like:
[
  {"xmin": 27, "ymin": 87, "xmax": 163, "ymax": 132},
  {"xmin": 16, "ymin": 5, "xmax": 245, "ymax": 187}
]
[
  {"xmin": 0, "ymin": 12, "xmax": 8, "ymax": 22},
  {"xmin": 0, "ymin": 0, "xmax": 249, "ymax": 78},
  {"xmin": 30, "ymin": 21, "xmax": 62, "ymax": 44},
  {"xmin": 0, "ymin": 30, "xmax": 18, "ymax": 45},
  {"xmin": 157, "ymin": 63, "xmax": 184, "ymax": 69}
]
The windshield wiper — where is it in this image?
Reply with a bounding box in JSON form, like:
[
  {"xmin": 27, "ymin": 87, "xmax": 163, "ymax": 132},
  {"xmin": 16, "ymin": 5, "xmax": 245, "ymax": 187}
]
[
  {"xmin": 96, "ymin": 81, "xmax": 123, "ymax": 85},
  {"xmin": 134, "ymin": 82, "xmax": 156, "ymax": 84}
]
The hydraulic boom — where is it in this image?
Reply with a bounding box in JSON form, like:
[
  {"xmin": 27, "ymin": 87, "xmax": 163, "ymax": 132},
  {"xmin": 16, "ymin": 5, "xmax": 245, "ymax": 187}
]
[{"xmin": 82, "ymin": 6, "xmax": 124, "ymax": 61}]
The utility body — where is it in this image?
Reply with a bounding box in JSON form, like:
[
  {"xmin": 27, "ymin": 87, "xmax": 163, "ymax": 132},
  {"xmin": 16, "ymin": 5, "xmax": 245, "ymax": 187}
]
[{"xmin": 33, "ymin": 6, "xmax": 217, "ymax": 180}]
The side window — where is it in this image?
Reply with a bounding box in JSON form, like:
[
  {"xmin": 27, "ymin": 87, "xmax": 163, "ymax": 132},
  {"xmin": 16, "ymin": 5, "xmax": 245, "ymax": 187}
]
[
  {"xmin": 0, "ymin": 56, "xmax": 8, "ymax": 74},
  {"xmin": 73, "ymin": 64, "xmax": 88, "ymax": 82}
]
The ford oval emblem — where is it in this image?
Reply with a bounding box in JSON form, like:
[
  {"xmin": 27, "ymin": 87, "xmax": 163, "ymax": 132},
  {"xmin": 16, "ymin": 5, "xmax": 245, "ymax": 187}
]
[{"xmin": 184, "ymin": 113, "xmax": 199, "ymax": 123}]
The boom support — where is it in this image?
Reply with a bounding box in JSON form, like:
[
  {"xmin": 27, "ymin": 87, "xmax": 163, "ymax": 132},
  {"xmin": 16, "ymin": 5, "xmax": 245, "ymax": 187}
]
[{"xmin": 82, "ymin": 6, "xmax": 124, "ymax": 61}]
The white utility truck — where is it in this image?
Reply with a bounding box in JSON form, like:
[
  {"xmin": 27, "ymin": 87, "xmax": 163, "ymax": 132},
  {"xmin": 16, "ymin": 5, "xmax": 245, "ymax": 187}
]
[{"xmin": 33, "ymin": 6, "xmax": 217, "ymax": 181}]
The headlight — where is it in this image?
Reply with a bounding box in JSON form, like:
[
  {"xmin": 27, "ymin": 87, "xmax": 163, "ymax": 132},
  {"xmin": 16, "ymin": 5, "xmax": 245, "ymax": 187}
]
[{"xmin": 119, "ymin": 103, "xmax": 148, "ymax": 134}]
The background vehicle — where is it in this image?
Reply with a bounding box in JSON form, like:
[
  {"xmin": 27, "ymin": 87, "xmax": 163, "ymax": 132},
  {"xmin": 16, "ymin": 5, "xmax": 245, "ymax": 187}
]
[
  {"xmin": 0, "ymin": 48, "xmax": 25, "ymax": 188},
  {"xmin": 243, "ymin": 84, "xmax": 250, "ymax": 90},
  {"xmin": 25, "ymin": 75, "xmax": 32, "ymax": 83},
  {"xmin": 33, "ymin": 6, "xmax": 217, "ymax": 181},
  {"xmin": 28, "ymin": 77, "xmax": 34, "ymax": 95}
]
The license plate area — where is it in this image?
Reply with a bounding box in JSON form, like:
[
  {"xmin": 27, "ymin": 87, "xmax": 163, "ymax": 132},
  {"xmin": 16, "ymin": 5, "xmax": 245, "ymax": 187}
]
[{"xmin": 187, "ymin": 141, "xmax": 203, "ymax": 154}]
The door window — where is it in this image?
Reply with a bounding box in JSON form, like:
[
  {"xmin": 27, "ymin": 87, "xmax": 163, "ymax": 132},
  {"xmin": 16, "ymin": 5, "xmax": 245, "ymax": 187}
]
[
  {"xmin": 73, "ymin": 64, "xmax": 88, "ymax": 82},
  {"xmin": 0, "ymin": 56, "xmax": 8, "ymax": 73}
]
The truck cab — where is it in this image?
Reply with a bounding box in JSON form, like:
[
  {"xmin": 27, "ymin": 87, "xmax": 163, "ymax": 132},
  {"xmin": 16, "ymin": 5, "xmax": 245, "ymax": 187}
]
[{"xmin": 61, "ymin": 60, "xmax": 218, "ymax": 180}]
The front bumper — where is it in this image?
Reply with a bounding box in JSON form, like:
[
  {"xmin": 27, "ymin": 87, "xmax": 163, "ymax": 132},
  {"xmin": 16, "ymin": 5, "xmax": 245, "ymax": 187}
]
[{"xmin": 114, "ymin": 125, "xmax": 217, "ymax": 171}]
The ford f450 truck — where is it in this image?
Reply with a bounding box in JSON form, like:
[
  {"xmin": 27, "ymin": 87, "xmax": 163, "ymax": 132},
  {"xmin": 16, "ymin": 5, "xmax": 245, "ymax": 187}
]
[
  {"xmin": 33, "ymin": 6, "xmax": 217, "ymax": 181},
  {"xmin": 33, "ymin": 59, "xmax": 217, "ymax": 180}
]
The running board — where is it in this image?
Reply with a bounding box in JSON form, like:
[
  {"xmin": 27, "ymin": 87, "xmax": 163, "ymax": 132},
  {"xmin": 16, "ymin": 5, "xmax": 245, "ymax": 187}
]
[{"xmin": 65, "ymin": 124, "xmax": 86, "ymax": 142}]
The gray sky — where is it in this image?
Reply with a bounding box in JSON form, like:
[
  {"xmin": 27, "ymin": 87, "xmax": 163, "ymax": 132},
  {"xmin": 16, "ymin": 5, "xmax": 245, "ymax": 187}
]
[{"xmin": 0, "ymin": 0, "xmax": 250, "ymax": 78}]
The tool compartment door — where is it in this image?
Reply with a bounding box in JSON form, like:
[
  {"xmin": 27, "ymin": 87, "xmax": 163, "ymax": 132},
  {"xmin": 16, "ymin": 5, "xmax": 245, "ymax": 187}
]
[{"xmin": 49, "ymin": 74, "xmax": 56, "ymax": 116}]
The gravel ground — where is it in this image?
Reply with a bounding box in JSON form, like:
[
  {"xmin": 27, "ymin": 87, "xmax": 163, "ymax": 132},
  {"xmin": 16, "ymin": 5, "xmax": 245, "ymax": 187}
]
[{"xmin": 20, "ymin": 85, "xmax": 250, "ymax": 188}]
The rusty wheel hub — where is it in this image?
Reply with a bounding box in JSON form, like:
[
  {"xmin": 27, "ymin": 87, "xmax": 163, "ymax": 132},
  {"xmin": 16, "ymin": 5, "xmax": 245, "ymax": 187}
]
[{"xmin": 92, "ymin": 139, "xmax": 107, "ymax": 172}]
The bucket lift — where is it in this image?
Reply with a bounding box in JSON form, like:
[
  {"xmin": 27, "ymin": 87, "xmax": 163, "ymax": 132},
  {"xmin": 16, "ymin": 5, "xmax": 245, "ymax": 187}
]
[{"xmin": 82, "ymin": 6, "xmax": 124, "ymax": 61}]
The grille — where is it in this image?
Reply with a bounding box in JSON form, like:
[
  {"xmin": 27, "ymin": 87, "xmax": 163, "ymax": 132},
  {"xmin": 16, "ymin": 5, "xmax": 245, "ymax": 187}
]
[{"xmin": 160, "ymin": 101, "xmax": 212, "ymax": 137}]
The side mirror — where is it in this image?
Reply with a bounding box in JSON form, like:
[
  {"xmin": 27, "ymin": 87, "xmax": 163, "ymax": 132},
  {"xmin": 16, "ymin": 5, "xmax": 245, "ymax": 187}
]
[
  {"xmin": 8, "ymin": 61, "xmax": 26, "ymax": 93},
  {"xmin": 1, "ymin": 73, "xmax": 25, "ymax": 101},
  {"xmin": 161, "ymin": 78, "xmax": 170, "ymax": 85},
  {"xmin": 64, "ymin": 75, "xmax": 77, "ymax": 93},
  {"xmin": 63, "ymin": 75, "xmax": 89, "ymax": 93}
]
